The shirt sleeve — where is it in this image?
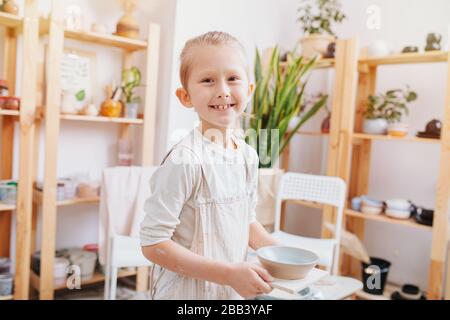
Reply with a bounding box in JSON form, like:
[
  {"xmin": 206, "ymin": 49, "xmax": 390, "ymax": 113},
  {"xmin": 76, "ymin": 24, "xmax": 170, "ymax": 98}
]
[
  {"xmin": 140, "ymin": 147, "xmax": 201, "ymax": 246},
  {"xmin": 247, "ymin": 145, "xmax": 259, "ymax": 224}
]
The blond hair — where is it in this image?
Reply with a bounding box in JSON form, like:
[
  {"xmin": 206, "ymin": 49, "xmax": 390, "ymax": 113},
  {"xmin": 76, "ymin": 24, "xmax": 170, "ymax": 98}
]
[{"xmin": 179, "ymin": 31, "xmax": 248, "ymax": 89}]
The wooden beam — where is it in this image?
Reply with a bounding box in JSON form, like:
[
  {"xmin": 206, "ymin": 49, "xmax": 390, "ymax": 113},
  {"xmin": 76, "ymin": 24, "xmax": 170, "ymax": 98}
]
[
  {"xmin": 135, "ymin": 23, "xmax": 160, "ymax": 293},
  {"xmin": 14, "ymin": 0, "xmax": 39, "ymax": 300},
  {"xmin": 428, "ymin": 51, "xmax": 450, "ymax": 300},
  {"xmin": 39, "ymin": 0, "xmax": 64, "ymax": 300}
]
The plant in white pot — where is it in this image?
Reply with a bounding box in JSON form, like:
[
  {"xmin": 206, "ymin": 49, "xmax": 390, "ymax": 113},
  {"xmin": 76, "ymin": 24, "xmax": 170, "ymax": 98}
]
[
  {"xmin": 243, "ymin": 47, "xmax": 327, "ymax": 228},
  {"xmin": 363, "ymin": 86, "xmax": 418, "ymax": 136},
  {"xmin": 297, "ymin": 0, "xmax": 346, "ymax": 59},
  {"xmin": 121, "ymin": 66, "xmax": 141, "ymax": 119}
]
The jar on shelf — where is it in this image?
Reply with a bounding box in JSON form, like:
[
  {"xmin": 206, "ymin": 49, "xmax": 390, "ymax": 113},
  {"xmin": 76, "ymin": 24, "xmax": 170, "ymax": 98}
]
[
  {"xmin": 0, "ymin": 97, "xmax": 20, "ymax": 110},
  {"xmin": 0, "ymin": 181, "xmax": 17, "ymax": 205},
  {"xmin": 100, "ymin": 99, "xmax": 122, "ymax": 118},
  {"xmin": 3, "ymin": 1, "xmax": 19, "ymax": 15},
  {"xmin": 0, "ymin": 80, "xmax": 9, "ymax": 97}
]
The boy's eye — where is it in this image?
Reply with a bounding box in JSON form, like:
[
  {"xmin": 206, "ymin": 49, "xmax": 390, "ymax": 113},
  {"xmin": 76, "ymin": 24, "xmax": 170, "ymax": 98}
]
[
  {"xmin": 228, "ymin": 76, "xmax": 240, "ymax": 81},
  {"xmin": 201, "ymin": 79, "xmax": 213, "ymax": 83}
]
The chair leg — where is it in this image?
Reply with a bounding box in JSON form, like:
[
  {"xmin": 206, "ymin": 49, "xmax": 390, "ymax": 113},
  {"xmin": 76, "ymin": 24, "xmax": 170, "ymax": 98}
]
[{"xmin": 110, "ymin": 267, "xmax": 118, "ymax": 300}]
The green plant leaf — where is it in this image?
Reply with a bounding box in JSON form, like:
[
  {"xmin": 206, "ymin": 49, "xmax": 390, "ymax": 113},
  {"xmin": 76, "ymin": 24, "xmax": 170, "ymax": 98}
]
[{"xmin": 75, "ymin": 89, "xmax": 85, "ymax": 101}]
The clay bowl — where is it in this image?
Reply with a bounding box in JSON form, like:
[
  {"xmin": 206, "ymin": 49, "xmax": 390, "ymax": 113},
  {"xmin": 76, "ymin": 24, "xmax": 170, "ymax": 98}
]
[{"xmin": 257, "ymin": 246, "xmax": 319, "ymax": 280}]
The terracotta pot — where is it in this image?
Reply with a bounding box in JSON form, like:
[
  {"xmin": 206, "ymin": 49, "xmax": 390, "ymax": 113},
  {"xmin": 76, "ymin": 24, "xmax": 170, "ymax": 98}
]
[{"xmin": 300, "ymin": 34, "xmax": 335, "ymax": 59}]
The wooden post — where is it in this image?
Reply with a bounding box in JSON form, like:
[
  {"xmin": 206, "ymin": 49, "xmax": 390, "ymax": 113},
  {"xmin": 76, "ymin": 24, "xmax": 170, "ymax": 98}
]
[
  {"xmin": 321, "ymin": 39, "xmax": 359, "ymax": 247},
  {"xmin": 133, "ymin": 23, "xmax": 160, "ymax": 293},
  {"xmin": 14, "ymin": 0, "xmax": 39, "ymax": 300},
  {"xmin": 428, "ymin": 51, "xmax": 450, "ymax": 300},
  {"xmin": 39, "ymin": 0, "xmax": 64, "ymax": 300}
]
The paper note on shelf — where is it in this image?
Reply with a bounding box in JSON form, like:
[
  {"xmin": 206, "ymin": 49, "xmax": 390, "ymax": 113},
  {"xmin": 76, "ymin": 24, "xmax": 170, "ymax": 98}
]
[{"xmin": 270, "ymin": 268, "xmax": 329, "ymax": 294}]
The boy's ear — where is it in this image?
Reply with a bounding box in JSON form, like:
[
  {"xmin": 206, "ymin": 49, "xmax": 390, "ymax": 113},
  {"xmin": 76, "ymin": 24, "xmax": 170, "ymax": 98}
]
[{"xmin": 176, "ymin": 87, "xmax": 194, "ymax": 108}]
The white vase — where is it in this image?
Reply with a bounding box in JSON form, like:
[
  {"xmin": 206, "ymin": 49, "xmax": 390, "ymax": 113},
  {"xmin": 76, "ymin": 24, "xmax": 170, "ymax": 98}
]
[
  {"xmin": 362, "ymin": 118, "xmax": 388, "ymax": 135},
  {"xmin": 367, "ymin": 40, "xmax": 391, "ymax": 57}
]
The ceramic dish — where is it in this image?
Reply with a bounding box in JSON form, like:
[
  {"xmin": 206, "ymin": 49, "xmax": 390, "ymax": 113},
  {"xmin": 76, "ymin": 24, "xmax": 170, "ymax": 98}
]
[
  {"xmin": 361, "ymin": 205, "xmax": 383, "ymax": 215},
  {"xmin": 257, "ymin": 246, "xmax": 319, "ymax": 280},
  {"xmin": 385, "ymin": 199, "xmax": 411, "ymax": 211},
  {"xmin": 385, "ymin": 208, "xmax": 411, "ymax": 220},
  {"xmin": 361, "ymin": 199, "xmax": 383, "ymax": 209}
]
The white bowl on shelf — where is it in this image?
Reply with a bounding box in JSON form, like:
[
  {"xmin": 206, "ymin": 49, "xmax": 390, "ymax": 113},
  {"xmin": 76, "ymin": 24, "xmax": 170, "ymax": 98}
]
[
  {"xmin": 361, "ymin": 205, "xmax": 383, "ymax": 215},
  {"xmin": 385, "ymin": 198, "xmax": 411, "ymax": 211},
  {"xmin": 385, "ymin": 208, "xmax": 411, "ymax": 220}
]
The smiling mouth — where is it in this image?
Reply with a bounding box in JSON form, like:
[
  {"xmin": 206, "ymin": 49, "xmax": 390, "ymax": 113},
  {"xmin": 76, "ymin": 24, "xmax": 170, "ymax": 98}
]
[{"xmin": 208, "ymin": 104, "xmax": 236, "ymax": 110}]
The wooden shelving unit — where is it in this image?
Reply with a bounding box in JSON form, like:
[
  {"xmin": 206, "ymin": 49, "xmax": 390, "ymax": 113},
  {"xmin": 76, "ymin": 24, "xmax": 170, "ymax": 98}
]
[
  {"xmin": 1, "ymin": 1, "xmax": 40, "ymax": 301},
  {"xmin": 281, "ymin": 39, "xmax": 359, "ymax": 239},
  {"xmin": 31, "ymin": 0, "xmax": 160, "ymax": 300},
  {"xmin": 335, "ymin": 49, "xmax": 450, "ymax": 299}
]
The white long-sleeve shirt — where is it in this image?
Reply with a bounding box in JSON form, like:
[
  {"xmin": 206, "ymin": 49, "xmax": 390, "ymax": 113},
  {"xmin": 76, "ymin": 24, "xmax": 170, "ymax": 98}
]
[{"xmin": 140, "ymin": 128, "xmax": 259, "ymax": 248}]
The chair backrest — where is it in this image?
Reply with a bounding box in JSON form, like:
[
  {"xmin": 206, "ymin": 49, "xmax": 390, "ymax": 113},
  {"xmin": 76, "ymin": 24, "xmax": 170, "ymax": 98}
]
[
  {"xmin": 274, "ymin": 172, "xmax": 347, "ymax": 274},
  {"xmin": 111, "ymin": 235, "xmax": 152, "ymax": 268}
]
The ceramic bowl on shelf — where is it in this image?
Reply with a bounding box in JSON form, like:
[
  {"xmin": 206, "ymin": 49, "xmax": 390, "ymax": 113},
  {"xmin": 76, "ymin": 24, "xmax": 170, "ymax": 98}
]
[
  {"xmin": 361, "ymin": 196, "xmax": 384, "ymax": 209},
  {"xmin": 385, "ymin": 208, "xmax": 411, "ymax": 220},
  {"xmin": 361, "ymin": 205, "xmax": 383, "ymax": 215},
  {"xmin": 387, "ymin": 123, "xmax": 409, "ymax": 137},
  {"xmin": 385, "ymin": 198, "xmax": 411, "ymax": 211},
  {"xmin": 256, "ymin": 246, "xmax": 319, "ymax": 280}
]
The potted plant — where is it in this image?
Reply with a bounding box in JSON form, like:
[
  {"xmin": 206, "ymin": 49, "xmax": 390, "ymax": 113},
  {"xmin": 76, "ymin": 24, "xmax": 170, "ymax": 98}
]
[
  {"xmin": 297, "ymin": 0, "xmax": 346, "ymax": 58},
  {"xmin": 121, "ymin": 66, "xmax": 141, "ymax": 118},
  {"xmin": 243, "ymin": 47, "xmax": 327, "ymax": 227},
  {"xmin": 363, "ymin": 87, "xmax": 418, "ymax": 136}
]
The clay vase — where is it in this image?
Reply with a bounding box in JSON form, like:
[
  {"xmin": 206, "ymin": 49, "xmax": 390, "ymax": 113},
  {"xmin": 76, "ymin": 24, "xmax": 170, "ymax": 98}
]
[
  {"xmin": 115, "ymin": 0, "xmax": 139, "ymax": 39},
  {"xmin": 321, "ymin": 113, "xmax": 331, "ymax": 133},
  {"xmin": 3, "ymin": 0, "xmax": 19, "ymax": 15}
]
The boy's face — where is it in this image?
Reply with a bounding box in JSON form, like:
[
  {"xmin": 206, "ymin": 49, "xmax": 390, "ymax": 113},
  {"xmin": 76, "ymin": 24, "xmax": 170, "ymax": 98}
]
[{"xmin": 176, "ymin": 45, "xmax": 254, "ymax": 131}]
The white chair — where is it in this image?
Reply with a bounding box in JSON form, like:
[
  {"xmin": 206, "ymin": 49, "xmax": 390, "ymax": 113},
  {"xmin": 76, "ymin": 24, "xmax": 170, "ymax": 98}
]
[
  {"xmin": 101, "ymin": 166, "xmax": 158, "ymax": 300},
  {"xmin": 104, "ymin": 235, "xmax": 152, "ymax": 300},
  {"xmin": 271, "ymin": 172, "xmax": 346, "ymax": 275}
]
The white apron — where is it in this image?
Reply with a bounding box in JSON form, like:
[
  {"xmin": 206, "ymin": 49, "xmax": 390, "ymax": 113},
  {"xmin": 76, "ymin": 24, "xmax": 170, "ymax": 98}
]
[{"xmin": 150, "ymin": 143, "xmax": 254, "ymax": 300}]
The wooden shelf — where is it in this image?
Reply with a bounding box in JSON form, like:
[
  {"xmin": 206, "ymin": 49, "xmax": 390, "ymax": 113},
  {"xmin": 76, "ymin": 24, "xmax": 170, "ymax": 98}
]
[
  {"xmin": 60, "ymin": 114, "xmax": 144, "ymax": 125},
  {"xmin": 280, "ymin": 58, "xmax": 334, "ymax": 70},
  {"xmin": 0, "ymin": 109, "xmax": 20, "ymax": 117},
  {"xmin": 0, "ymin": 203, "xmax": 16, "ymax": 211},
  {"xmin": 295, "ymin": 131, "xmax": 329, "ymax": 137},
  {"xmin": 30, "ymin": 269, "xmax": 136, "ymax": 291},
  {"xmin": 33, "ymin": 189, "xmax": 99, "ymax": 207},
  {"xmin": 0, "ymin": 295, "xmax": 13, "ymax": 300},
  {"xmin": 355, "ymin": 283, "xmax": 400, "ymax": 300},
  {"xmin": 345, "ymin": 208, "xmax": 432, "ymax": 231},
  {"xmin": 353, "ymin": 133, "xmax": 441, "ymax": 144},
  {"xmin": 0, "ymin": 12, "xmax": 22, "ymax": 29},
  {"xmin": 39, "ymin": 18, "xmax": 148, "ymax": 51},
  {"xmin": 359, "ymin": 51, "xmax": 448, "ymax": 66}
]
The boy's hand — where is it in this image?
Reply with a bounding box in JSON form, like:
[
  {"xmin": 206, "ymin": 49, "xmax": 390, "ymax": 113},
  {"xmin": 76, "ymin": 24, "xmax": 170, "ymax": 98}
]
[{"xmin": 225, "ymin": 262, "xmax": 273, "ymax": 298}]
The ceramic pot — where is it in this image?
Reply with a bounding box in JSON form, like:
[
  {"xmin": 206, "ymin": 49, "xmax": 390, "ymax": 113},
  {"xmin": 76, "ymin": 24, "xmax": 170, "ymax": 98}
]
[
  {"xmin": 256, "ymin": 168, "xmax": 284, "ymax": 229},
  {"xmin": 387, "ymin": 123, "xmax": 409, "ymax": 137},
  {"xmin": 368, "ymin": 40, "xmax": 390, "ymax": 57},
  {"xmin": 300, "ymin": 34, "xmax": 335, "ymax": 59},
  {"xmin": 321, "ymin": 113, "xmax": 331, "ymax": 133},
  {"xmin": 125, "ymin": 102, "xmax": 139, "ymax": 119},
  {"xmin": 363, "ymin": 118, "xmax": 388, "ymax": 135}
]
